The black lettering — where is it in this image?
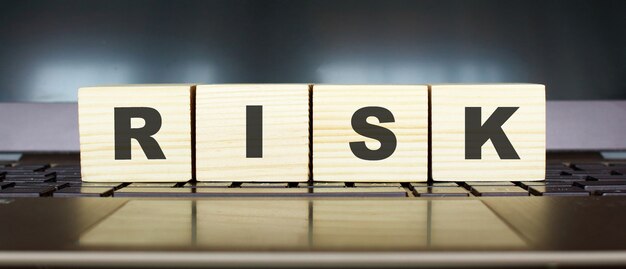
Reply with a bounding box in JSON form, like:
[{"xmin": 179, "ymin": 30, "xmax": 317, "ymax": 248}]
[
  {"xmin": 465, "ymin": 107, "xmax": 520, "ymax": 160},
  {"xmin": 114, "ymin": 107, "xmax": 166, "ymax": 160},
  {"xmin": 246, "ymin": 105, "xmax": 263, "ymax": 158},
  {"xmin": 349, "ymin": 106, "xmax": 397, "ymax": 161}
]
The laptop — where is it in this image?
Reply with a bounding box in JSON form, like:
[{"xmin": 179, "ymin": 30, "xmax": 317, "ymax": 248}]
[
  {"xmin": 0, "ymin": 100, "xmax": 626, "ymax": 268},
  {"xmin": 2, "ymin": 1, "xmax": 626, "ymax": 268}
]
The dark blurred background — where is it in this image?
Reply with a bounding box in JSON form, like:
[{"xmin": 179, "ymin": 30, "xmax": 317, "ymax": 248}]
[{"xmin": 0, "ymin": 0, "xmax": 624, "ymax": 101}]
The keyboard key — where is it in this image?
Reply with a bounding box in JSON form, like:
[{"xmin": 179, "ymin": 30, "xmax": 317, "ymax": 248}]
[
  {"xmin": 598, "ymin": 190, "xmax": 626, "ymax": 196},
  {"xmin": 464, "ymin": 181, "xmax": 515, "ymax": 186},
  {"xmin": 354, "ymin": 182, "xmax": 403, "ymax": 187},
  {"xmin": 519, "ymin": 181, "xmax": 571, "ymax": 188},
  {"xmin": 75, "ymin": 182, "xmax": 125, "ymax": 188},
  {"xmin": 410, "ymin": 182, "xmax": 459, "ymax": 187},
  {"xmin": 546, "ymin": 170, "xmax": 574, "ymax": 175},
  {"xmin": 1, "ymin": 164, "xmax": 49, "ymax": 172},
  {"xmin": 574, "ymin": 181, "xmax": 626, "ymax": 191},
  {"xmin": 544, "ymin": 175, "xmax": 585, "ymax": 182},
  {"xmin": 241, "ymin": 182, "xmax": 290, "ymax": 188},
  {"xmin": 195, "ymin": 187, "xmax": 310, "ymax": 197},
  {"xmin": 608, "ymin": 169, "xmax": 626, "ymax": 174},
  {"xmin": 4, "ymin": 172, "xmax": 55, "ymax": 178},
  {"xmin": 47, "ymin": 168, "xmax": 80, "ymax": 171},
  {"xmin": 114, "ymin": 187, "xmax": 194, "ymax": 197},
  {"xmin": 184, "ymin": 182, "xmax": 232, "ymax": 188},
  {"xmin": 562, "ymin": 171, "xmax": 592, "ymax": 175},
  {"xmin": 48, "ymin": 165, "xmax": 80, "ymax": 169},
  {"xmin": 583, "ymin": 173, "xmax": 619, "ymax": 179},
  {"xmin": 49, "ymin": 164, "xmax": 80, "ymax": 169},
  {"xmin": 13, "ymin": 182, "xmax": 69, "ymax": 190},
  {"xmin": 52, "ymin": 172, "xmax": 81, "ymax": 177},
  {"xmin": 0, "ymin": 187, "xmax": 55, "ymax": 197},
  {"xmin": 589, "ymin": 175, "xmax": 626, "ymax": 181},
  {"xmin": 0, "ymin": 168, "xmax": 37, "ymax": 173},
  {"xmin": 46, "ymin": 166, "xmax": 81, "ymax": 173},
  {"xmin": 312, "ymin": 187, "xmax": 407, "ymax": 197},
  {"xmin": 55, "ymin": 177, "xmax": 82, "ymax": 182},
  {"xmin": 572, "ymin": 164, "xmax": 609, "ymax": 170},
  {"xmin": 2, "ymin": 176, "xmax": 56, "ymax": 183},
  {"xmin": 0, "ymin": 182, "xmax": 15, "ymax": 189},
  {"xmin": 545, "ymin": 171, "xmax": 570, "ymax": 177},
  {"xmin": 528, "ymin": 186, "xmax": 589, "ymax": 196},
  {"xmin": 54, "ymin": 187, "xmax": 114, "ymax": 197},
  {"xmin": 547, "ymin": 167, "xmax": 572, "ymax": 171},
  {"xmin": 312, "ymin": 182, "xmax": 347, "ymax": 187},
  {"xmin": 413, "ymin": 187, "xmax": 469, "ymax": 197},
  {"xmin": 47, "ymin": 167, "xmax": 80, "ymax": 171},
  {"xmin": 546, "ymin": 163, "xmax": 568, "ymax": 169},
  {"xmin": 125, "ymin": 182, "xmax": 178, "ymax": 188},
  {"xmin": 470, "ymin": 186, "xmax": 528, "ymax": 196}
]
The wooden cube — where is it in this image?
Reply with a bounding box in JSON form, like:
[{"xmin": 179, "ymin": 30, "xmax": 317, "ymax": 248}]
[
  {"xmin": 195, "ymin": 84, "xmax": 310, "ymax": 182},
  {"xmin": 313, "ymin": 85, "xmax": 428, "ymax": 182},
  {"xmin": 78, "ymin": 85, "xmax": 194, "ymax": 182},
  {"xmin": 430, "ymin": 84, "xmax": 545, "ymax": 181}
]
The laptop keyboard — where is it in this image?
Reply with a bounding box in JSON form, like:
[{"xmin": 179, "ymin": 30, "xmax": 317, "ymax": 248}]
[{"xmin": 1, "ymin": 161, "xmax": 626, "ymax": 198}]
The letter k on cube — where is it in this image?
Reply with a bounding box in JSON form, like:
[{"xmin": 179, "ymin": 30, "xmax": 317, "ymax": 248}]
[{"xmin": 431, "ymin": 84, "xmax": 545, "ymax": 181}]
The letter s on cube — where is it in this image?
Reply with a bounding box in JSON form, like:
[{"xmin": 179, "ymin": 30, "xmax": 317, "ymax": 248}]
[
  {"xmin": 78, "ymin": 85, "xmax": 194, "ymax": 182},
  {"xmin": 430, "ymin": 84, "xmax": 546, "ymax": 181},
  {"xmin": 313, "ymin": 85, "xmax": 429, "ymax": 182}
]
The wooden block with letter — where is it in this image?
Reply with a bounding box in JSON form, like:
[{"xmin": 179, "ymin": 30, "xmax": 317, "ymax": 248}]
[
  {"xmin": 313, "ymin": 85, "xmax": 429, "ymax": 182},
  {"xmin": 78, "ymin": 85, "xmax": 194, "ymax": 182},
  {"xmin": 430, "ymin": 84, "xmax": 545, "ymax": 181},
  {"xmin": 195, "ymin": 84, "xmax": 310, "ymax": 182}
]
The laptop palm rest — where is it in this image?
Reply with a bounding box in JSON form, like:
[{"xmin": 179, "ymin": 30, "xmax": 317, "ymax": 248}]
[
  {"xmin": 483, "ymin": 196, "xmax": 626, "ymax": 250},
  {"xmin": 0, "ymin": 198, "xmax": 126, "ymax": 250},
  {"xmin": 5, "ymin": 197, "xmax": 626, "ymax": 267},
  {"xmin": 79, "ymin": 199, "xmax": 526, "ymax": 251}
]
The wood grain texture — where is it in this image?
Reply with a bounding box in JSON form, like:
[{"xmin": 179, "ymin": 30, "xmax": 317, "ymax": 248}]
[
  {"xmin": 78, "ymin": 85, "xmax": 193, "ymax": 182},
  {"xmin": 312, "ymin": 85, "xmax": 428, "ymax": 182},
  {"xmin": 430, "ymin": 84, "xmax": 546, "ymax": 181},
  {"xmin": 195, "ymin": 84, "xmax": 310, "ymax": 182}
]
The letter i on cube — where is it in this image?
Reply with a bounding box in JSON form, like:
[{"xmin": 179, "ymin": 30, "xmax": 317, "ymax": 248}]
[{"xmin": 195, "ymin": 84, "xmax": 310, "ymax": 182}]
